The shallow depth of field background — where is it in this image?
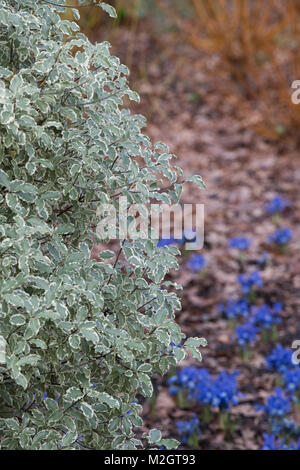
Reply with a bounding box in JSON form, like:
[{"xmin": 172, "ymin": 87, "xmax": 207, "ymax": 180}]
[{"xmin": 65, "ymin": 1, "xmax": 300, "ymax": 450}]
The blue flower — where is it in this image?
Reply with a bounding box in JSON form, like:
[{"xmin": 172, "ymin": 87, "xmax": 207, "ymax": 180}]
[
  {"xmin": 168, "ymin": 367, "xmax": 209, "ymax": 398},
  {"xmin": 265, "ymin": 195, "xmax": 291, "ymax": 214},
  {"xmin": 262, "ymin": 433, "xmax": 284, "ymax": 450},
  {"xmin": 168, "ymin": 385, "xmax": 178, "ymax": 396},
  {"xmin": 27, "ymin": 399, "xmax": 38, "ymax": 408},
  {"xmin": 251, "ymin": 304, "xmax": 282, "ymax": 330},
  {"xmin": 182, "ymin": 229, "xmax": 197, "ymax": 244},
  {"xmin": 169, "ymin": 367, "xmax": 241, "ymax": 411},
  {"xmin": 262, "ymin": 433, "xmax": 300, "ymax": 450},
  {"xmin": 266, "ymin": 344, "xmax": 295, "ymax": 373},
  {"xmin": 42, "ymin": 392, "xmax": 47, "ymax": 400},
  {"xmin": 168, "ymin": 367, "xmax": 213, "ymax": 404},
  {"xmin": 288, "ymin": 439, "xmax": 300, "ymax": 450},
  {"xmin": 218, "ymin": 298, "xmax": 249, "ymax": 319},
  {"xmin": 271, "ymin": 418, "xmax": 299, "ymax": 437},
  {"xmin": 237, "ymin": 271, "xmax": 263, "ymax": 295},
  {"xmin": 283, "ymin": 369, "xmax": 300, "ymax": 399},
  {"xmin": 193, "ymin": 370, "xmax": 215, "ymax": 405},
  {"xmin": 157, "ymin": 237, "xmax": 177, "ymax": 247},
  {"xmin": 210, "ymin": 370, "xmax": 241, "ymax": 411},
  {"xmin": 228, "ymin": 237, "xmax": 251, "ymax": 251},
  {"xmin": 256, "ymin": 252, "xmax": 269, "ymax": 267},
  {"xmin": 257, "ymin": 387, "xmax": 291, "ymax": 418},
  {"xmin": 235, "ymin": 322, "xmax": 258, "ymax": 347},
  {"xmin": 187, "ymin": 254, "xmax": 207, "ymax": 271},
  {"xmin": 262, "ymin": 434, "xmax": 287, "ymax": 450},
  {"xmin": 170, "ymin": 342, "xmax": 182, "ymax": 348},
  {"xmin": 176, "ymin": 414, "xmax": 200, "ymax": 444},
  {"xmin": 268, "ymin": 227, "xmax": 292, "ymax": 245}
]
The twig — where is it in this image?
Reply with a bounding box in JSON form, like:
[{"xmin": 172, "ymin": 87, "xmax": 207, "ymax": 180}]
[{"xmin": 41, "ymin": 0, "xmax": 99, "ymax": 8}]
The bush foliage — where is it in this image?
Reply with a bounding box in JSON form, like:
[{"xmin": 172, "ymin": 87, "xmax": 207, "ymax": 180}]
[{"xmin": 0, "ymin": 0, "xmax": 205, "ymax": 450}]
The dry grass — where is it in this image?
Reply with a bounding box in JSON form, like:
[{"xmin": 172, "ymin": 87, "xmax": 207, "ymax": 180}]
[{"xmin": 154, "ymin": 0, "xmax": 300, "ymax": 140}]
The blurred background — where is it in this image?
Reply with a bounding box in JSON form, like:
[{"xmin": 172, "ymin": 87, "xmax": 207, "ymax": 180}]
[
  {"xmin": 65, "ymin": 0, "xmax": 300, "ymax": 140},
  {"xmin": 64, "ymin": 1, "xmax": 300, "ymax": 450}
]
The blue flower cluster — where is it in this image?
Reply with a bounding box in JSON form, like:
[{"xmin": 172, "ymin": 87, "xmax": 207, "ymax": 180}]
[
  {"xmin": 168, "ymin": 367, "xmax": 198, "ymax": 396},
  {"xmin": 237, "ymin": 271, "xmax": 263, "ymax": 295},
  {"xmin": 157, "ymin": 237, "xmax": 182, "ymax": 247},
  {"xmin": 169, "ymin": 367, "xmax": 241, "ymax": 411},
  {"xmin": 235, "ymin": 322, "xmax": 258, "ymax": 347},
  {"xmin": 257, "ymin": 387, "xmax": 291, "ymax": 418},
  {"xmin": 187, "ymin": 254, "xmax": 207, "ymax": 272},
  {"xmin": 267, "ymin": 227, "xmax": 293, "ymax": 246},
  {"xmin": 176, "ymin": 414, "xmax": 201, "ymax": 444},
  {"xmin": 265, "ymin": 195, "xmax": 291, "ymax": 214},
  {"xmin": 283, "ymin": 369, "xmax": 300, "ymax": 399},
  {"xmin": 210, "ymin": 370, "xmax": 241, "ymax": 410},
  {"xmin": 218, "ymin": 298, "xmax": 249, "ymax": 320},
  {"xmin": 256, "ymin": 252, "xmax": 269, "ymax": 267},
  {"xmin": 233, "ymin": 305, "xmax": 283, "ymax": 350},
  {"xmin": 259, "ymin": 344, "xmax": 300, "ymax": 447},
  {"xmin": 220, "ymin": 243, "xmax": 285, "ymax": 352},
  {"xmin": 262, "ymin": 433, "xmax": 300, "ymax": 450},
  {"xmin": 157, "ymin": 229, "xmax": 200, "ymax": 248},
  {"xmin": 168, "ymin": 367, "xmax": 210, "ymax": 399},
  {"xmin": 271, "ymin": 418, "xmax": 299, "ymax": 437},
  {"xmin": 228, "ymin": 237, "xmax": 251, "ymax": 251},
  {"xmin": 251, "ymin": 303, "xmax": 282, "ymax": 330},
  {"xmin": 266, "ymin": 344, "xmax": 295, "ymax": 374},
  {"xmin": 167, "ymin": 195, "xmax": 298, "ymax": 449}
]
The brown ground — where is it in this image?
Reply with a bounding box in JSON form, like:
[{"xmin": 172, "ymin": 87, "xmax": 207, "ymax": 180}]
[{"xmin": 94, "ymin": 23, "xmax": 300, "ymax": 450}]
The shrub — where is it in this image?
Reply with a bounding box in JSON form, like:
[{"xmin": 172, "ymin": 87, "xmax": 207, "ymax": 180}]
[
  {"xmin": 0, "ymin": 0, "xmax": 206, "ymax": 450},
  {"xmin": 62, "ymin": 0, "xmax": 146, "ymax": 42}
]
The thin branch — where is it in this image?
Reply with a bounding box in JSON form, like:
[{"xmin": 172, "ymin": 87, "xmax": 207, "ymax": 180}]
[
  {"xmin": 56, "ymin": 204, "xmax": 73, "ymax": 217},
  {"xmin": 110, "ymin": 154, "xmax": 119, "ymax": 171},
  {"xmin": 41, "ymin": 0, "xmax": 100, "ymax": 8},
  {"xmin": 104, "ymin": 240, "xmax": 125, "ymax": 286},
  {"xmin": 0, "ymin": 247, "xmax": 11, "ymax": 259},
  {"xmin": 137, "ymin": 297, "xmax": 156, "ymax": 312}
]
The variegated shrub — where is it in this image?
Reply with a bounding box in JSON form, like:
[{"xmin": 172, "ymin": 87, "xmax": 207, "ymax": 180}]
[{"xmin": 0, "ymin": 0, "xmax": 206, "ymax": 449}]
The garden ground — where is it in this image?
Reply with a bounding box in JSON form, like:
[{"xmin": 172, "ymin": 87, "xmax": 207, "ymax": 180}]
[{"xmin": 94, "ymin": 21, "xmax": 300, "ymax": 450}]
